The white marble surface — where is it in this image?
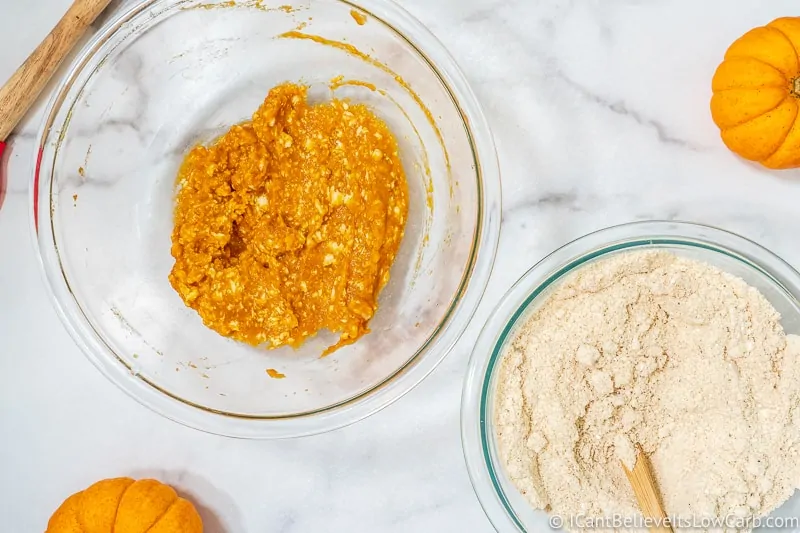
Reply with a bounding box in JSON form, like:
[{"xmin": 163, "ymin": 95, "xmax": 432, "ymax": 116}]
[{"xmin": 3, "ymin": 0, "xmax": 800, "ymax": 531}]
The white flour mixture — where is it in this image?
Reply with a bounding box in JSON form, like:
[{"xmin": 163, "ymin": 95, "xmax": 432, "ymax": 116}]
[{"xmin": 495, "ymin": 251, "xmax": 800, "ymax": 532}]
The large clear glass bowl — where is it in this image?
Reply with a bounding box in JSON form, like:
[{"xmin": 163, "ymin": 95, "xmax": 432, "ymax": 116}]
[
  {"xmin": 462, "ymin": 221, "xmax": 800, "ymax": 532},
  {"xmin": 32, "ymin": 0, "xmax": 501, "ymax": 438}
]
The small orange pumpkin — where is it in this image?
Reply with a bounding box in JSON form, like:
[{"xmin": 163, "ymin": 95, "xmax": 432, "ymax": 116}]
[
  {"xmin": 711, "ymin": 17, "xmax": 800, "ymax": 169},
  {"xmin": 46, "ymin": 478, "xmax": 203, "ymax": 533}
]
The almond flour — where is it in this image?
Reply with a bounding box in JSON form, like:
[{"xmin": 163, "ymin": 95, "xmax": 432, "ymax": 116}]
[{"xmin": 495, "ymin": 250, "xmax": 800, "ymax": 532}]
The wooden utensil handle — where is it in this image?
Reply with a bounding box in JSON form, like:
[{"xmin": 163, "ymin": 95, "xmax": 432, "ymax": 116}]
[
  {"xmin": 623, "ymin": 453, "xmax": 675, "ymax": 533},
  {"xmin": 0, "ymin": 0, "xmax": 113, "ymax": 141}
]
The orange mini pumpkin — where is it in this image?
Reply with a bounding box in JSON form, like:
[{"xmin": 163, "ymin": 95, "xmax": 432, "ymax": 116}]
[
  {"xmin": 46, "ymin": 478, "xmax": 203, "ymax": 533},
  {"xmin": 711, "ymin": 17, "xmax": 800, "ymax": 169}
]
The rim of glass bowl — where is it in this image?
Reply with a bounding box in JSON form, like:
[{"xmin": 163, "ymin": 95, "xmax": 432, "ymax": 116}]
[
  {"xmin": 460, "ymin": 220, "xmax": 800, "ymax": 532},
  {"xmin": 31, "ymin": 0, "xmax": 502, "ymax": 439}
]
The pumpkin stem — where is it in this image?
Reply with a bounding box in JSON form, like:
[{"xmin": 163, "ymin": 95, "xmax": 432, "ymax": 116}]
[{"xmin": 794, "ymin": 77, "xmax": 800, "ymax": 98}]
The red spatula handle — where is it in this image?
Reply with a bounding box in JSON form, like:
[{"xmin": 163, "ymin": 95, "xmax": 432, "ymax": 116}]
[{"xmin": 0, "ymin": 141, "xmax": 6, "ymax": 211}]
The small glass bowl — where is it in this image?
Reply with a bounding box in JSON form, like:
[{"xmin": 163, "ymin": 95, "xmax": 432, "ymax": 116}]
[
  {"xmin": 32, "ymin": 0, "xmax": 501, "ymax": 438},
  {"xmin": 461, "ymin": 221, "xmax": 800, "ymax": 531}
]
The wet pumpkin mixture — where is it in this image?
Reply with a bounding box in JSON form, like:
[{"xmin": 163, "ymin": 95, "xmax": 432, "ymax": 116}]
[{"xmin": 169, "ymin": 83, "xmax": 408, "ymax": 355}]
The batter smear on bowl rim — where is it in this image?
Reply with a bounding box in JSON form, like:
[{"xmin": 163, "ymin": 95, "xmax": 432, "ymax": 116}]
[{"xmin": 169, "ymin": 83, "xmax": 409, "ymax": 355}]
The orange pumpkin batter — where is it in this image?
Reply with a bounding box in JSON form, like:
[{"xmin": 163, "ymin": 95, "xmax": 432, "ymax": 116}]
[{"xmin": 169, "ymin": 83, "xmax": 408, "ymax": 355}]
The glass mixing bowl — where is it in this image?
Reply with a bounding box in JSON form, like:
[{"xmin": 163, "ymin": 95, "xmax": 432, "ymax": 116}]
[
  {"xmin": 462, "ymin": 221, "xmax": 800, "ymax": 532},
  {"xmin": 32, "ymin": 0, "xmax": 501, "ymax": 438}
]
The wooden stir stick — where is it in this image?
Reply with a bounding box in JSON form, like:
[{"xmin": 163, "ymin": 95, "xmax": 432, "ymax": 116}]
[
  {"xmin": 621, "ymin": 449, "xmax": 675, "ymax": 533},
  {"xmin": 0, "ymin": 0, "xmax": 113, "ymax": 163}
]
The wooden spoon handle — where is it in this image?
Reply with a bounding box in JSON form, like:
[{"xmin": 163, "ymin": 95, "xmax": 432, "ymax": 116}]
[
  {"xmin": 622, "ymin": 451, "xmax": 674, "ymax": 533},
  {"xmin": 0, "ymin": 0, "xmax": 113, "ymax": 141}
]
